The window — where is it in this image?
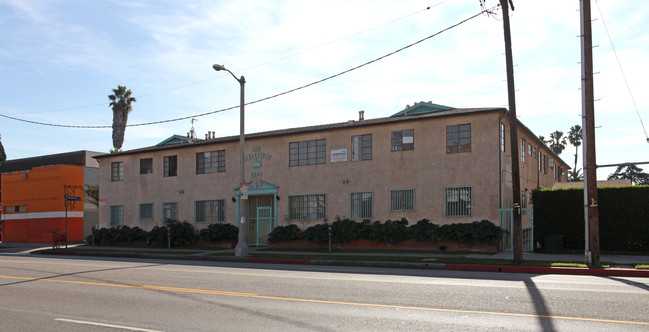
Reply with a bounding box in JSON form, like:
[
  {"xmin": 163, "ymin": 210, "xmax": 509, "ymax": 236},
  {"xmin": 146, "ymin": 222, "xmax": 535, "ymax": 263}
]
[
  {"xmin": 288, "ymin": 194, "xmax": 327, "ymax": 221},
  {"xmin": 139, "ymin": 203, "xmax": 153, "ymax": 220},
  {"xmin": 289, "ymin": 139, "xmax": 326, "ymax": 166},
  {"xmin": 350, "ymin": 191, "xmax": 373, "ymax": 219},
  {"xmin": 543, "ymin": 155, "xmax": 548, "ymax": 174},
  {"xmin": 110, "ymin": 205, "xmax": 124, "ymax": 226},
  {"xmin": 164, "ymin": 155, "xmax": 177, "ymax": 177},
  {"xmin": 391, "ymin": 129, "xmax": 414, "ymax": 151},
  {"xmin": 390, "ymin": 189, "xmax": 415, "ymax": 211},
  {"xmin": 446, "ymin": 124, "xmax": 471, "ymax": 153},
  {"xmin": 521, "ymin": 191, "xmax": 528, "ymax": 208},
  {"xmin": 538, "ymin": 151, "xmax": 542, "ymax": 171},
  {"xmin": 521, "ymin": 139, "xmax": 526, "ymax": 163},
  {"xmin": 140, "ymin": 158, "xmax": 153, "ymax": 174},
  {"xmin": 352, "ymin": 134, "xmax": 372, "ymax": 161},
  {"xmin": 4, "ymin": 205, "xmax": 26, "ymax": 213},
  {"xmin": 162, "ymin": 202, "xmax": 178, "ymax": 222},
  {"xmin": 529, "ymin": 143, "xmax": 533, "ymax": 156},
  {"xmin": 111, "ymin": 162, "xmax": 124, "ymax": 182},
  {"xmin": 195, "ymin": 199, "xmax": 226, "ymax": 223},
  {"xmin": 196, "ymin": 150, "xmax": 226, "ymax": 174},
  {"xmin": 444, "ymin": 186, "xmax": 472, "ymax": 217},
  {"xmin": 500, "ymin": 122, "xmax": 506, "ymax": 152}
]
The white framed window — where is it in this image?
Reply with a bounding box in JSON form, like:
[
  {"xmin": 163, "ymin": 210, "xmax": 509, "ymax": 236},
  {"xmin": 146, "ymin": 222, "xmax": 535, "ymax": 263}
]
[
  {"xmin": 139, "ymin": 203, "xmax": 153, "ymax": 220},
  {"xmin": 352, "ymin": 134, "xmax": 372, "ymax": 161},
  {"xmin": 111, "ymin": 162, "xmax": 124, "ymax": 182},
  {"xmin": 500, "ymin": 122, "xmax": 506, "ymax": 152},
  {"xmin": 288, "ymin": 194, "xmax": 327, "ymax": 221},
  {"xmin": 195, "ymin": 199, "xmax": 226, "ymax": 223},
  {"xmin": 110, "ymin": 205, "xmax": 124, "ymax": 226},
  {"xmin": 390, "ymin": 189, "xmax": 415, "ymax": 211},
  {"xmin": 521, "ymin": 139, "xmax": 526, "ymax": 163},
  {"xmin": 350, "ymin": 191, "xmax": 373, "ymax": 219},
  {"xmin": 444, "ymin": 186, "xmax": 472, "ymax": 217}
]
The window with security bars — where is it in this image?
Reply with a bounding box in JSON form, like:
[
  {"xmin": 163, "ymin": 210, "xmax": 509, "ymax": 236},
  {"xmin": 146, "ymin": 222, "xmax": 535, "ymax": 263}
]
[
  {"xmin": 162, "ymin": 202, "xmax": 177, "ymax": 222},
  {"xmin": 352, "ymin": 134, "xmax": 372, "ymax": 161},
  {"xmin": 444, "ymin": 186, "xmax": 472, "ymax": 217},
  {"xmin": 391, "ymin": 129, "xmax": 414, "ymax": 151},
  {"xmin": 289, "ymin": 139, "xmax": 326, "ymax": 166},
  {"xmin": 350, "ymin": 191, "xmax": 373, "ymax": 219},
  {"xmin": 110, "ymin": 205, "xmax": 124, "ymax": 226},
  {"xmin": 196, "ymin": 150, "xmax": 226, "ymax": 174},
  {"xmin": 164, "ymin": 155, "xmax": 177, "ymax": 177},
  {"xmin": 195, "ymin": 199, "xmax": 226, "ymax": 223},
  {"xmin": 521, "ymin": 139, "xmax": 526, "ymax": 163},
  {"xmin": 111, "ymin": 162, "xmax": 123, "ymax": 182},
  {"xmin": 390, "ymin": 189, "xmax": 415, "ymax": 211},
  {"xmin": 287, "ymin": 194, "xmax": 327, "ymax": 221},
  {"xmin": 446, "ymin": 124, "xmax": 471, "ymax": 153},
  {"xmin": 139, "ymin": 203, "xmax": 153, "ymax": 220}
]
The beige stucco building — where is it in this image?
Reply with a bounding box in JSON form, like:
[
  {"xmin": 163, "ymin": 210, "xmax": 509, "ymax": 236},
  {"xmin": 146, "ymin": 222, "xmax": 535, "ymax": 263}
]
[{"xmin": 95, "ymin": 103, "xmax": 569, "ymax": 246}]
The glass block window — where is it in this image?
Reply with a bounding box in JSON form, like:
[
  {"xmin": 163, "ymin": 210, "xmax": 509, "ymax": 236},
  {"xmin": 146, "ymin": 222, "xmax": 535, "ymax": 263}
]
[
  {"xmin": 289, "ymin": 139, "xmax": 326, "ymax": 166},
  {"xmin": 391, "ymin": 129, "xmax": 414, "ymax": 151},
  {"xmin": 352, "ymin": 134, "xmax": 372, "ymax": 161},
  {"xmin": 288, "ymin": 194, "xmax": 327, "ymax": 221},
  {"xmin": 111, "ymin": 162, "xmax": 123, "ymax": 182},
  {"xmin": 162, "ymin": 202, "xmax": 178, "ymax": 222},
  {"xmin": 500, "ymin": 122, "xmax": 506, "ymax": 152},
  {"xmin": 140, "ymin": 158, "xmax": 153, "ymax": 174},
  {"xmin": 446, "ymin": 124, "xmax": 471, "ymax": 153},
  {"xmin": 196, "ymin": 150, "xmax": 226, "ymax": 174},
  {"xmin": 110, "ymin": 205, "xmax": 124, "ymax": 226},
  {"xmin": 139, "ymin": 203, "xmax": 153, "ymax": 220},
  {"xmin": 444, "ymin": 186, "xmax": 472, "ymax": 217},
  {"xmin": 350, "ymin": 191, "xmax": 373, "ymax": 219},
  {"xmin": 390, "ymin": 189, "xmax": 415, "ymax": 211},
  {"xmin": 521, "ymin": 139, "xmax": 526, "ymax": 163},
  {"xmin": 164, "ymin": 155, "xmax": 177, "ymax": 177},
  {"xmin": 195, "ymin": 199, "xmax": 226, "ymax": 223}
]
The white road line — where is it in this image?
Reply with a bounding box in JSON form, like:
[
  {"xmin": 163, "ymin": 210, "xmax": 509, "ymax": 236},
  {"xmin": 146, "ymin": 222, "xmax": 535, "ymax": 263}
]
[{"xmin": 55, "ymin": 318, "xmax": 163, "ymax": 332}]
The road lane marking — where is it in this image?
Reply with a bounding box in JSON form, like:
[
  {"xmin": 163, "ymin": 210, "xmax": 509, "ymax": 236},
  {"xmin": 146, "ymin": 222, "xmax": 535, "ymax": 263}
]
[
  {"xmin": 55, "ymin": 318, "xmax": 163, "ymax": 332},
  {"xmin": 3, "ymin": 274, "xmax": 649, "ymax": 327}
]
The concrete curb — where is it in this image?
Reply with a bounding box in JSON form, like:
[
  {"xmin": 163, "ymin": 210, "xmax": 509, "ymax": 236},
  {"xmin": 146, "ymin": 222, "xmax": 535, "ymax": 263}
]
[{"xmin": 35, "ymin": 250, "xmax": 649, "ymax": 277}]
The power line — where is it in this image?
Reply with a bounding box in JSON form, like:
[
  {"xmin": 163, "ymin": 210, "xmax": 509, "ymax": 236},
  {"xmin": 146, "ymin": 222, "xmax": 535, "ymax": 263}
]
[
  {"xmin": 0, "ymin": 5, "xmax": 496, "ymax": 129},
  {"xmin": 594, "ymin": 0, "xmax": 649, "ymax": 142}
]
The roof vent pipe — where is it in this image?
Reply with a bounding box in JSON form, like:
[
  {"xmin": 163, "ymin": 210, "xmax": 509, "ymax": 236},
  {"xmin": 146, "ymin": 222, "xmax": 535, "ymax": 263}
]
[{"xmin": 359, "ymin": 110, "xmax": 364, "ymax": 121}]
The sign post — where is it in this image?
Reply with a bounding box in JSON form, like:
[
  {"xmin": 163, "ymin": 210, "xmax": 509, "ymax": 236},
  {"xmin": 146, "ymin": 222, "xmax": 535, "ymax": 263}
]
[{"xmin": 64, "ymin": 196, "xmax": 81, "ymax": 248}]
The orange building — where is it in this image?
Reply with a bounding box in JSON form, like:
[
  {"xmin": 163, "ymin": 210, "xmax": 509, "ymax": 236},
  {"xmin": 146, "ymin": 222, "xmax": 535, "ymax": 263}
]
[{"xmin": 0, "ymin": 151, "xmax": 100, "ymax": 243}]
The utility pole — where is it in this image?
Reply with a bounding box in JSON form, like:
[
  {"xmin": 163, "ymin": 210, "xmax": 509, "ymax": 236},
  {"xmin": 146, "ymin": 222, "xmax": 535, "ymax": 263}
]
[
  {"xmin": 500, "ymin": 0, "xmax": 523, "ymax": 264},
  {"xmin": 580, "ymin": 0, "xmax": 600, "ymax": 266}
]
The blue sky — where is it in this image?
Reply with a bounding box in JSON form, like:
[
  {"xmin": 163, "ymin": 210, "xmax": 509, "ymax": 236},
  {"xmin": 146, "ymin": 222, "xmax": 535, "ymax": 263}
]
[{"xmin": 1, "ymin": 0, "xmax": 648, "ymax": 179}]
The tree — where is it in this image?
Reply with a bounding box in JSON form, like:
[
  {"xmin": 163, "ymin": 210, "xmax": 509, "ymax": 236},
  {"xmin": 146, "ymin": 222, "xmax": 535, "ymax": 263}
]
[
  {"xmin": 568, "ymin": 168, "xmax": 583, "ymax": 182},
  {"xmin": 538, "ymin": 135, "xmax": 550, "ymax": 145},
  {"xmin": 109, "ymin": 85, "xmax": 136, "ymax": 151},
  {"xmin": 607, "ymin": 164, "xmax": 649, "ymax": 185},
  {"xmin": 567, "ymin": 125, "xmax": 582, "ymax": 180},
  {"xmin": 84, "ymin": 184, "xmax": 99, "ymax": 207},
  {"xmin": 548, "ymin": 130, "xmax": 567, "ymax": 155}
]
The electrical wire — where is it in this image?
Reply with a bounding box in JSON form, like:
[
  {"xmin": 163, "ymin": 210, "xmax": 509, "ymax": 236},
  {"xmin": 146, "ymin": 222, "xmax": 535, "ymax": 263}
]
[
  {"xmin": 594, "ymin": 0, "xmax": 649, "ymax": 142},
  {"xmin": 0, "ymin": 5, "xmax": 497, "ymax": 129}
]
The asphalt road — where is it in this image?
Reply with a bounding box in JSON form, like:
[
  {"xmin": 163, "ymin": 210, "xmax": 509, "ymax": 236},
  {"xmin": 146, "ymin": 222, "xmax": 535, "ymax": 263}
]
[{"xmin": 1, "ymin": 255, "xmax": 648, "ymax": 331}]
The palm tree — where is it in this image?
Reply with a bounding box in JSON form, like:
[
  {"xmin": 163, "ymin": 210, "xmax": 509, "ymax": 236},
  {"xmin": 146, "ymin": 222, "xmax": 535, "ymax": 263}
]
[
  {"xmin": 0, "ymin": 134, "xmax": 6, "ymax": 167},
  {"xmin": 108, "ymin": 85, "xmax": 136, "ymax": 151},
  {"xmin": 608, "ymin": 164, "xmax": 649, "ymax": 185},
  {"xmin": 548, "ymin": 130, "xmax": 567, "ymax": 155},
  {"xmin": 567, "ymin": 125, "xmax": 582, "ymax": 180}
]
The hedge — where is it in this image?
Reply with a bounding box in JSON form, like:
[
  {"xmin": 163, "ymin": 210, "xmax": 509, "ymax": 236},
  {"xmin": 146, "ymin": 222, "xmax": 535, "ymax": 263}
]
[{"xmin": 532, "ymin": 186, "xmax": 649, "ymax": 252}]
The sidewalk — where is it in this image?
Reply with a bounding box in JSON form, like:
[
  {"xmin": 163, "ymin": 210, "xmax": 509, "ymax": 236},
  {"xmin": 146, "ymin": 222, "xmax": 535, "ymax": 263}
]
[{"xmin": 2, "ymin": 242, "xmax": 648, "ymax": 277}]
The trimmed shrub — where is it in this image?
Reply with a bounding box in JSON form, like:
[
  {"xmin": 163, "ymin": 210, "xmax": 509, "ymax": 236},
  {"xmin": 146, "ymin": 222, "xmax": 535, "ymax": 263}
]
[
  {"xmin": 199, "ymin": 223, "xmax": 239, "ymax": 243},
  {"xmin": 268, "ymin": 224, "xmax": 301, "ymax": 242}
]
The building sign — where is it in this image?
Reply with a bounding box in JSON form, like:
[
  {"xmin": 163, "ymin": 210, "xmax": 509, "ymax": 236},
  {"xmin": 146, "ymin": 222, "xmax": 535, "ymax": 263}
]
[
  {"xmin": 331, "ymin": 147, "xmax": 347, "ymax": 163},
  {"xmin": 247, "ymin": 146, "xmax": 271, "ymax": 189}
]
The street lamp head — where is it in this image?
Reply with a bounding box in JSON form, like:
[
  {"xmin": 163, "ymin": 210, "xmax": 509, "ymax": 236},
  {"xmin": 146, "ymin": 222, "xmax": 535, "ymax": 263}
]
[{"xmin": 212, "ymin": 64, "xmax": 226, "ymax": 72}]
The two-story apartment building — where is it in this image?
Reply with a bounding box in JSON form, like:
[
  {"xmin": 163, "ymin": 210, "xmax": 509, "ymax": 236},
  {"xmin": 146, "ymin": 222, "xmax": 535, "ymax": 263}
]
[{"xmin": 95, "ymin": 102, "xmax": 569, "ymax": 246}]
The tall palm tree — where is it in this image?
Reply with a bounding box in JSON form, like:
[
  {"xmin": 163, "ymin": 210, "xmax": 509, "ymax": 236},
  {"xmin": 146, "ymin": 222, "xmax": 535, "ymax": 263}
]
[
  {"xmin": 108, "ymin": 85, "xmax": 136, "ymax": 151},
  {"xmin": 567, "ymin": 125, "xmax": 582, "ymax": 180},
  {"xmin": 0, "ymin": 133, "xmax": 6, "ymax": 167},
  {"xmin": 548, "ymin": 130, "xmax": 567, "ymax": 155}
]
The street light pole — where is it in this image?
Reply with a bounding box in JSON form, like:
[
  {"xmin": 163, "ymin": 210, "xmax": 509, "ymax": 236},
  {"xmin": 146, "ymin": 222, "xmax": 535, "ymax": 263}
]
[{"xmin": 213, "ymin": 64, "xmax": 248, "ymax": 257}]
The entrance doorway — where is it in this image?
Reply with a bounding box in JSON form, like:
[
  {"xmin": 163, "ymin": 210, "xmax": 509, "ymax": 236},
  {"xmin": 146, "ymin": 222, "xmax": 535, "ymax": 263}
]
[{"xmin": 247, "ymin": 195, "xmax": 274, "ymax": 246}]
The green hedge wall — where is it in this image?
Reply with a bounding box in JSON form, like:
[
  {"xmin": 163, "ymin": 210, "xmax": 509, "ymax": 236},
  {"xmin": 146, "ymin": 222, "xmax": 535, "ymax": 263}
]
[{"xmin": 532, "ymin": 186, "xmax": 649, "ymax": 252}]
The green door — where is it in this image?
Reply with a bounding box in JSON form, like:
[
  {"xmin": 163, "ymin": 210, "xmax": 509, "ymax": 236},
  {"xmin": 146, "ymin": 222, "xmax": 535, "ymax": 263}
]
[{"xmin": 247, "ymin": 195, "xmax": 274, "ymax": 246}]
